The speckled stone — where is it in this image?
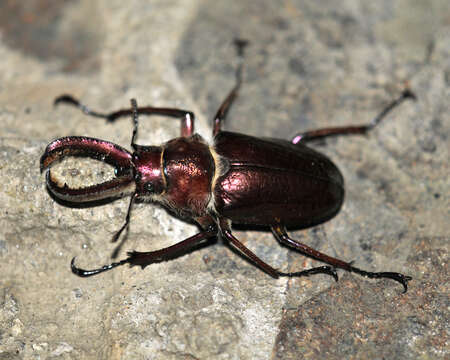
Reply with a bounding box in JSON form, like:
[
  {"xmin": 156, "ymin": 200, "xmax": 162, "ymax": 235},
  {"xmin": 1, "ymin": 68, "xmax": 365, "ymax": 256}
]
[{"xmin": 0, "ymin": 1, "xmax": 448, "ymax": 359}]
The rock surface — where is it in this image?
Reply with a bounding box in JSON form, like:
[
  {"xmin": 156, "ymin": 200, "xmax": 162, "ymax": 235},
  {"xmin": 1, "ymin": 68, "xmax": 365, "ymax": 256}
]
[{"xmin": 0, "ymin": 1, "xmax": 448, "ymax": 359}]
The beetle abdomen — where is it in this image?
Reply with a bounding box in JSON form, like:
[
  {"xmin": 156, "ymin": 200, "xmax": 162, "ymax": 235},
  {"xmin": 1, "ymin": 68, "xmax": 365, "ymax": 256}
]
[{"xmin": 213, "ymin": 132, "xmax": 344, "ymax": 228}]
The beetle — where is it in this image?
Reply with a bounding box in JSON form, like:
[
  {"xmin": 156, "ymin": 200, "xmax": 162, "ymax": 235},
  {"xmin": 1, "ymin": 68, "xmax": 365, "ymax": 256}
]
[{"xmin": 40, "ymin": 40, "xmax": 414, "ymax": 292}]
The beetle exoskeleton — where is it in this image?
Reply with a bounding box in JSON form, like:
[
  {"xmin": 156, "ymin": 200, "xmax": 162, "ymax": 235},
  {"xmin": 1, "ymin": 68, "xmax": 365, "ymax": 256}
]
[{"xmin": 41, "ymin": 40, "xmax": 414, "ymax": 292}]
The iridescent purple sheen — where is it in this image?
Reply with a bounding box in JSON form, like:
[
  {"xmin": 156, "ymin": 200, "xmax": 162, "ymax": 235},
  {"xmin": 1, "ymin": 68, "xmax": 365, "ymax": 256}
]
[
  {"xmin": 40, "ymin": 136, "xmax": 132, "ymax": 172},
  {"xmin": 46, "ymin": 171, "xmax": 135, "ymax": 202},
  {"xmin": 213, "ymin": 131, "xmax": 344, "ymax": 228},
  {"xmin": 40, "ymin": 136, "xmax": 134, "ymax": 202},
  {"xmin": 133, "ymin": 147, "xmax": 165, "ymax": 194}
]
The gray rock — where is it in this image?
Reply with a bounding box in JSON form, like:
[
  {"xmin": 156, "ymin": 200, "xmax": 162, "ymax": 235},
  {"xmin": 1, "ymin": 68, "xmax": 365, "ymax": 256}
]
[{"xmin": 0, "ymin": 1, "xmax": 448, "ymax": 359}]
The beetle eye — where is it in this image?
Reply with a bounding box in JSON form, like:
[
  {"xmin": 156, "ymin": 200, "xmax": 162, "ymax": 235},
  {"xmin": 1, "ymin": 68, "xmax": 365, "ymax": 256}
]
[
  {"xmin": 144, "ymin": 183, "xmax": 154, "ymax": 193},
  {"xmin": 115, "ymin": 167, "xmax": 127, "ymax": 177}
]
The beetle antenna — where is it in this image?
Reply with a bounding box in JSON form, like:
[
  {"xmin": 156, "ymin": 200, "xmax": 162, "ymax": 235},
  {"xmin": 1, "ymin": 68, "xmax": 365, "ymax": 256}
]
[
  {"xmin": 108, "ymin": 99, "xmax": 142, "ymax": 257},
  {"xmin": 111, "ymin": 192, "xmax": 137, "ymax": 258},
  {"xmin": 130, "ymin": 98, "xmax": 139, "ymax": 150}
]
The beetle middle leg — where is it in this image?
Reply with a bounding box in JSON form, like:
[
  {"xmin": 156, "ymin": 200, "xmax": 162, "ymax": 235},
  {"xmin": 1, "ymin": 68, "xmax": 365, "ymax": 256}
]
[
  {"xmin": 291, "ymin": 88, "xmax": 416, "ymax": 144},
  {"xmin": 219, "ymin": 220, "xmax": 338, "ymax": 281},
  {"xmin": 212, "ymin": 39, "xmax": 248, "ymax": 136},
  {"xmin": 272, "ymin": 225, "xmax": 411, "ymax": 292}
]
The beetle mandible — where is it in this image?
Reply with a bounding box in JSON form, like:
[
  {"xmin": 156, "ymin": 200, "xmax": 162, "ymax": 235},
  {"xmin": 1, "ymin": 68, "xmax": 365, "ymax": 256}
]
[{"xmin": 40, "ymin": 40, "xmax": 414, "ymax": 292}]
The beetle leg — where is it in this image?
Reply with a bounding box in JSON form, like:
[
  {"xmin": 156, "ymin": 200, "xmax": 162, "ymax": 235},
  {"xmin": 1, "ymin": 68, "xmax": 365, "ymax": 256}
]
[
  {"xmin": 54, "ymin": 94, "xmax": 195, "ymax": 137},
  {"xmin": 272, "ymin": 225, "xmax": 412, "ymax": 292},
  {"xmin": 130, "ymin": 98, "xmax": 139, "ymax": 151},
  {"xmin": 291, "ymin": 89, "xmax": 416, "ymax": 144},
  {"xmin": 71, "ymin": 227, "xmax": 218, "ymax": 277},
  {"xmin": 213, "ymin": 39, "xmax": 248, "ymax": 136},
  {"xmin": 220, "ymin": 222, "xmax": 338, "ymax": 280}
]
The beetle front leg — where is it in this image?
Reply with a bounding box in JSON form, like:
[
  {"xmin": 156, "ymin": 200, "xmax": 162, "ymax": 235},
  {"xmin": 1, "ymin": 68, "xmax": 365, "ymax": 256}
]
[
  {"xmin": 271, "ymin": 225, "xmax": 412, "ymax": 292},
  {"xmin": 220, "ymin": 220, "xmax": 338, "ymax": 280},
  {"xmin": 54, "ymin": 94, "xmax": 195, "ymax": 137},
  {"xmin": 291, "ymin": 89, "xmax": 416, "ymax": 144},
  {"xmin": 71, "ymin": 227, "xmax": 218, "ymax": 277}
]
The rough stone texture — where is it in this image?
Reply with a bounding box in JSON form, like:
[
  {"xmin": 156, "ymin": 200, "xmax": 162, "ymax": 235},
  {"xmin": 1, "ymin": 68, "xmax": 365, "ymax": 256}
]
[{"xmin": 0, "ymin": 1, "xmax": 448, "ymax": 359}]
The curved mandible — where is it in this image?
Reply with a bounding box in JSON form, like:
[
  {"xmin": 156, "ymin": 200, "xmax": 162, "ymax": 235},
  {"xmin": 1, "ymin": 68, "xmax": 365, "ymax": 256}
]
[{"xmin": 40, "ymin": 136, "xmax": 135, "ymax": 203}]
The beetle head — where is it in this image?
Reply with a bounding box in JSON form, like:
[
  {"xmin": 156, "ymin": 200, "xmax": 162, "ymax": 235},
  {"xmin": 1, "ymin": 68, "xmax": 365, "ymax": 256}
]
[{"xmin": 132, "ymin": 146, "xmax": 166, "ymax": 197}]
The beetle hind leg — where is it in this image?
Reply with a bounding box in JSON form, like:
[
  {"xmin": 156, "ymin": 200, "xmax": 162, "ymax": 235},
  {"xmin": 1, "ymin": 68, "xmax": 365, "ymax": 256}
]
[{"xmin": 272, "ymin": 225, "xmax": 411, "ymax": 293}]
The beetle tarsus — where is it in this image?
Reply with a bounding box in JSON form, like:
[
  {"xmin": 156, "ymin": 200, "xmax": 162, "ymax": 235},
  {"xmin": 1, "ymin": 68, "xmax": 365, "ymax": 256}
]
[
  {"xmin": 54, "ymin": 94, "xmax": 81, "ymax": 107},
  {"xmin": 348, "ymin": 267, "xmax": 412, "ymax": 293},
  {"xmin": 233, "ymin": 38, "xmax": 249, "ymax": 56},
  {"xmin": 54, "ymin": 94, "xmax": 110, "ymax": 119},
  {"xmin": 279, "ymin": 266, "xmax": 339, "ymax": 282},
  {"xmin": 401, "ymin": 88, "xmax": 417, "ymax": 102},
  {"xmin": 70, "ymin": 257, "xmax": 129, "ymax": 277},
  {"xmin": 272, "ymin": 225, "xmax": 411, "ymax": 292}
]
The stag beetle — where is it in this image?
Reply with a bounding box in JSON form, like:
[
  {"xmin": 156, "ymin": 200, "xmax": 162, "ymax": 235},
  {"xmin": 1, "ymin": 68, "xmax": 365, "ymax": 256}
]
[{"xmin": 41, "ymin": 40, "xmax": 414, "ymax": 292}]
